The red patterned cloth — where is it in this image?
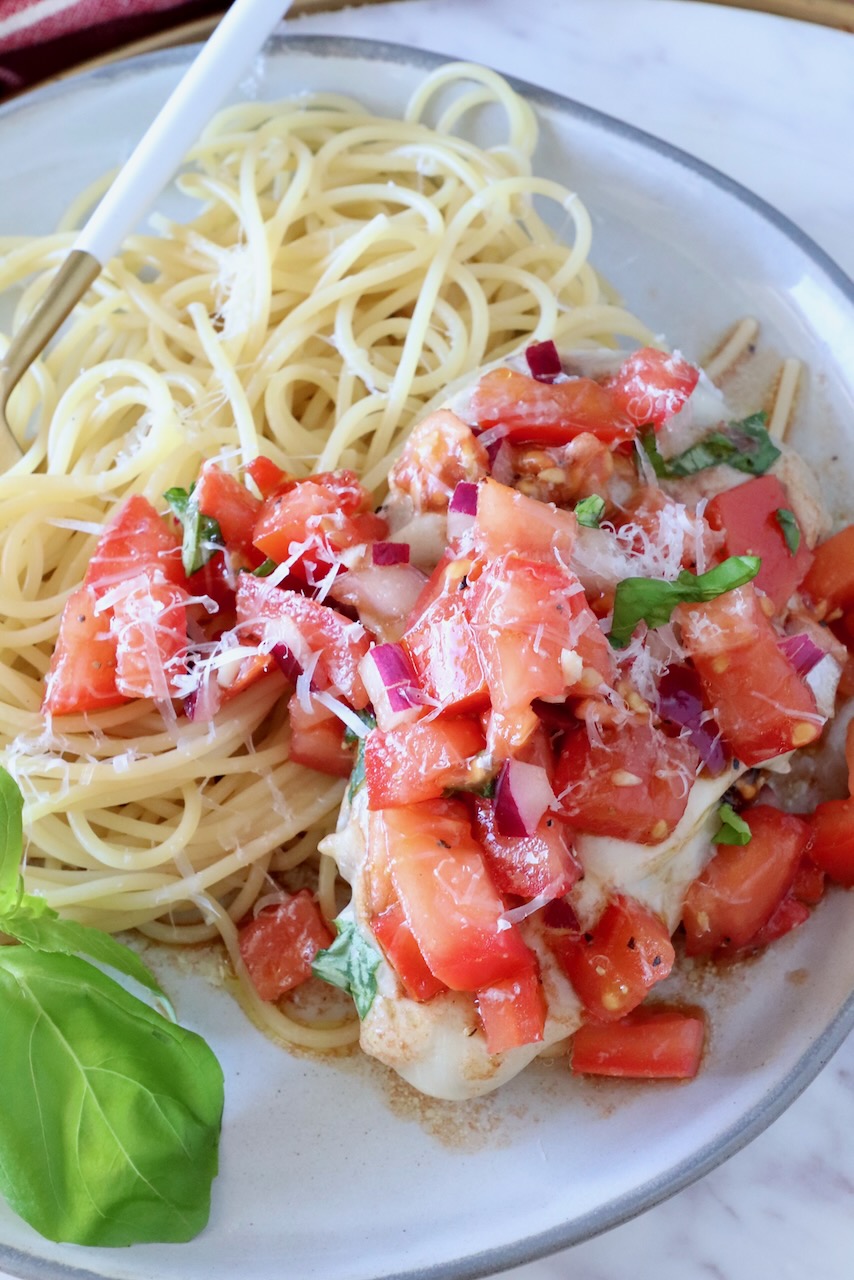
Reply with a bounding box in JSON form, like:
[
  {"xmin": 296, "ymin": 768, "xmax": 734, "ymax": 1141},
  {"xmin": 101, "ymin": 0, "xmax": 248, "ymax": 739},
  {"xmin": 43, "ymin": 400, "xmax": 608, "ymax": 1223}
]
[{"xmin": 0, "ymin": 0, "xmax": 225, "ymax": 94}]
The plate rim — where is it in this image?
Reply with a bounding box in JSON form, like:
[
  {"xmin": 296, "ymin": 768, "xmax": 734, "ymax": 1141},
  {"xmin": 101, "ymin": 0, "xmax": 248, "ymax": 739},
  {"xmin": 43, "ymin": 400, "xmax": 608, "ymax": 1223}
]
[{"xmin": 0, "ymin": 32, "xmax": 852, "ymax": 1280}]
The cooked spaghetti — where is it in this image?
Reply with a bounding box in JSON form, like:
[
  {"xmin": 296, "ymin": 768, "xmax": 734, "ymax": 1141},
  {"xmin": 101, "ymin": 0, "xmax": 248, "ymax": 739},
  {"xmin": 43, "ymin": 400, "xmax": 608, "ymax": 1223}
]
[{"xmin": 0, "ymin": 63, "xmax": 659, "ymax": 1048}]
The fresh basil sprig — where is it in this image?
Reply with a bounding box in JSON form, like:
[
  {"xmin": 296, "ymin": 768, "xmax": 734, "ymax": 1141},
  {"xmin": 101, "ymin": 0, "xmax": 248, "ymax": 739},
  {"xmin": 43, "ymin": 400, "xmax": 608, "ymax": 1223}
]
[
  {"xmin": 775, "ymin": 507, "xmax": 801, "ymax": 555},
  {"xmin": 712, "ymin": 802, "xmax": 752, "ymax": 846},
  {"xmin": 164, "ymin": 484, "xmax": 224, "ymax": 576},
  {"xmin": 0, "ymin": 767, "xmax": 223, "ymax": 1247},
  {"xmin": 312, "ymin": 915, "xmax": 380, "ymax": 1018},
  {"xmin": 641, "ymin": 412, "xmax": 780, "ymax": 479},
  {"xmin": 574, "ymin": 494, "xmax": 606, "ymax": 528},
  {"xmin": 609, "ymin": 555, "xmax": 761, "ymax": 648}
]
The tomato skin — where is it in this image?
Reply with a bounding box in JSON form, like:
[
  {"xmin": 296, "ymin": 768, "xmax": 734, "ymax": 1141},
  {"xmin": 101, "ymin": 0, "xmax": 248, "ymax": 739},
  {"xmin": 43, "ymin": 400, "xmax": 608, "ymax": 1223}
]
[
  {"xmin": 476, "ymin": 960, "xmax": 547, "ymax": 1055},
  {"xmin": 809, "ymin": 798, "xmax": 854, "ymax": 886},
  {"xmin": 111, "ymin": 576, "xmax": 189, "ymax": 700},
  {"xmin": 238, "ymin": 891, "xmax": 334, "ymax": 1001},
  {"xmin": 570, "ymin": 1005, "xmax": 706, "ymax": 1079},
  {"xmin": 679, "ymin": 585, "xmax": 823, "ymax": 767},
  {"xmin": 681, "ymin": 805, "xmax": 812, "ymax": 955},
  {"xmin": 471, "ymin": 799, "xmax": 581, "ymax": 900},
  {"xmin": 42, "ymin": 586, "xmax": 126, "ymax": 715},
  {"xmin": 251, "ymin": 471, "xmax": 387, "ymax": 579},
  {"xmin": 705, "ymin": 475, "xmax": 813, "ymax": 613},
  {"xmin": 551, "ymin": 895, "xmax": 675, "ymax": 1021},
  {"xmin": 374, "ymin": 798, "xmax": 536, "ymax": 991},
  {"xmin": 364, "ymin": 716, "xmax": 486, "ymax": 810},
  {"xmin": 471, "ymin": 367, "xmax": 635, "ymax": 446},
  {"xmin": 195, "ymin": 461, "xmax": 262, "ymax": 559},
  {"xmin": 554, "ymin": 721, "xmax": 698, "ymax": 844},
  {"xmin": 605, "ymin": 347, "xmax": 700, "ymax": 427},
  {"xmin": 235, "ymin": 575, "xmax": 371, "ymax": 709},
  {"xmin": 473, "ymin": 477, "xmax": 577, "ymax": 562},
  {"xmin": 403, "ymin": 582, "xmax": 489, "ymax": 717},
  {"xmin": 803, "ymin": 524, "xmax": 854, "ymax": 615},
  {"xmin": 186, "ymin": 552, "xmax": 236, "ymax": 616},
  {"xmin": 84, "ymin": 494, "xmax": 185, "ymax": 593},
  {"xmin": 371, "ymin": 900, "xmax": 448, "ymax": 1002},
  {"xmin": 287, "ymin": 693, "xmax": 354, "ymax": 778}
]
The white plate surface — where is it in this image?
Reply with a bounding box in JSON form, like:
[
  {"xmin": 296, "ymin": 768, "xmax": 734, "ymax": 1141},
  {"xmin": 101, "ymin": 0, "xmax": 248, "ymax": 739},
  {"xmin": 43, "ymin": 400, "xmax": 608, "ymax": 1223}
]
[{"xmin": 1, "ymin": 35, "xmax": 853, "ymax": 1280}]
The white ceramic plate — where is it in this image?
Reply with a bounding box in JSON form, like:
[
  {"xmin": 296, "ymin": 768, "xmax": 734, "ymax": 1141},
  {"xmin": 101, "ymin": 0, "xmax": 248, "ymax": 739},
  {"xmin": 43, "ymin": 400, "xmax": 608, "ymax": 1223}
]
[{"xmin": 1, "ymin": 35, "xmax": 853, "ymax": 1280}]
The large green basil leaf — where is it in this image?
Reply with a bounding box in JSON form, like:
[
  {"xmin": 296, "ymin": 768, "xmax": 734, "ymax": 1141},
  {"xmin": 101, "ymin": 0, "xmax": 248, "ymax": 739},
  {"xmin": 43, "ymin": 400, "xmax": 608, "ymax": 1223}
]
[{"xmin": 0, "ymin": 948, "xmax": 223, "ymax": 1246}]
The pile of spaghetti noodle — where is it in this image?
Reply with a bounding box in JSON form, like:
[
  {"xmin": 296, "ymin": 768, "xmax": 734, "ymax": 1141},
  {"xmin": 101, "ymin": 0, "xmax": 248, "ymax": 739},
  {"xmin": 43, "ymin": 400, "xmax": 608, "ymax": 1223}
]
[{"xmin": 0, "ymin": 62, "xmax": 655, "ymax": 1048}]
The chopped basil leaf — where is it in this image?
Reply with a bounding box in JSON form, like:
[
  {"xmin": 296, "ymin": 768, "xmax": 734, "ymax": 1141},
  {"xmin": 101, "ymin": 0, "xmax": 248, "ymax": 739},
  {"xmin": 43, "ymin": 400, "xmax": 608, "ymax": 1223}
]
[
  {"xmin": 0, "ymin": 766, "xmax": 23, "ymax": 911},
  {"xmin": 574, "ymin": 494, "xmax": 606, "ymax": 528},
  {"xmin": 312, "ymin": 916, "xmax": 380, "ymax": 1019},
  {"xmin": 775, "ymin": 507, "xmax": 801, "ymax": 555},
  {"xmin": 164, "ymin": 485, "xmax": 224, "ymax": 577},
  {"xmin": 0, "ymin": 766, "xmax": 223, "ymax": 1246},
  {"xmin": 609, "ymin": 555, "xmax": 761, "ymax": 648},
  {"xmin": 252, "ymin": 557, "xmax": 278, "ymax": 577},
  {"xmin": 641, "ymin": 412, "xmax": 780, "ymax": 479},
  {"xmin": 712, "ymin": 802, "xmax": 752, "ymax": 846},
  {"xmin": 345, "ymin": 713, "xmax": 376, "ymax": 801}
]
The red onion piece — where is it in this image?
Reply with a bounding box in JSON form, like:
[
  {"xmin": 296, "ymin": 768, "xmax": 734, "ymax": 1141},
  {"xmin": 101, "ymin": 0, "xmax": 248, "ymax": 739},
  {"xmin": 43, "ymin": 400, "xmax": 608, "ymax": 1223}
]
[
  {"xmin": 657, "ymin": 665, "xmax": 728, "ymax": 775},
  {"xmin": 525, "ymin": 340, "xmax": 562, "ymax": 383},
  {"xmin": 372, "ymin": 541, "xmax": 410, "ymax": 566},
  {"xmin": 359, "ymin": 643, "xmax": 425, "ymax": 731},
  {"xmin": 494, "ymin": 759, "xmax": 557, "ymax": 837},
  {"xmin": 449, "ymin": 481, "xmax": 479, "ymax": 516},
  {"xmin": 489, "ymin": 439, "xmax": 515, "ymax": 483},
  {"xmin": 542, "ymin": 897, "xmax": 581, "ymax": 932},
  {"xmin": 272, "ymin": 643, "xmax": 305, "ymax": 684},
  {"xmin": 779, "ymin": 633, "xmax": 825, "ymax": 678}
]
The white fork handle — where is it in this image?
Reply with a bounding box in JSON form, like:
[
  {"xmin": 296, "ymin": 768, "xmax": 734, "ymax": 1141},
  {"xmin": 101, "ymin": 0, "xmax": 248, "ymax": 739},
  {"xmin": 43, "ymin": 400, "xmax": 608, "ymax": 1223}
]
[{"xmin": 74, "ymin": 0, "xmax": 291, "ymax": 263}]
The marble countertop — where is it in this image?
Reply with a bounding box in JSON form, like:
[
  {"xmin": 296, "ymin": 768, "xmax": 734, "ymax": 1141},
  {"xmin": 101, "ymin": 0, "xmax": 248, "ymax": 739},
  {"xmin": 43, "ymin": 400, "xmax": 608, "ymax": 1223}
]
[{"xmin": 283, "ymin": 3, "xmax": 852, "ymax": 1278}]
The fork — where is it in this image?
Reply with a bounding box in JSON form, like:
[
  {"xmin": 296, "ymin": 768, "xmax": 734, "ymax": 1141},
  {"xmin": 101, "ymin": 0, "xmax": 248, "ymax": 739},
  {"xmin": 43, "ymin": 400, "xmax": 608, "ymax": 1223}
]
[{"xmin": 0, "ymin": 0, "xmax": 293, "ymax": 470}]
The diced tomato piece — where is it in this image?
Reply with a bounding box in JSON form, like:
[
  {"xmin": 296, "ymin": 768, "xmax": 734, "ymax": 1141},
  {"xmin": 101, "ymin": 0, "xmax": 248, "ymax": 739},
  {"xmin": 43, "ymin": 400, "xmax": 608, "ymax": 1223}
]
[
  {"xmin": 388, "ymin": 410, "xmax": 489, "ymax": 512},
  {"xmin": 252, "ymin": 470, "xmax": 387, "ymax": 583},
  {"xmin": 236, "ymin": 575, "xmax": 371, "ymax": 708},
  {"xmin": 42, "ymin": 585, "xmax": 126, "ymax": 715},
  {"xmin": 371, "ymin": 899, "xmax": 447, "ymax": 1002},
  {"xmin": 802, "ymin": 524, "xmax": 854, "ymax": 615},
  {"xmin": 110, "ymin": 575, "xmax": 189, "ymax": 699},
  {"xmin": 746, "ymin": 895, "xmax": 811, "ymax": 949},
  {"xmin": 468, "ymin": 554, "xmax": 614, "ymax": 741},
  {"xmin": 605, "ymin": 347, "xmax": 700, "ymax": 428},
  {"xmin": 476, "ymin": 959, "xmax": 546, "ymax": 1055},
  {"xmin": 791, "ymin": 855, "xmax": 825, "ymax": 905},
  {"xmin": 554, "ymin": 721, "xmax": 698, "ymax": 843},
  {"xmin": 705, "ymin": 475, "xmax": 813, "ymax": 613},
  {"xmin": 681, "ymin": 804, "xmax": 812, "ymax": 954},
  {"xmin": 570, "ymin": 1005, "xmax": 705, "ymax": 1079},
  {"xmin": 403, "ymin": 583, "xmax": 489, "ymax": 716},
  {"xmin": 809, "ymin": 797, "xmax": 854, "ymax": 886},
  {"xmin": 238, "ymin": 891, "xmax": 334, "ymax": 1001},
  {"xmin": 186, "ymin": 551, "xmax": 236, "ymax": 616},
  {"xmin": 195, "ymin": 461, "xmax": 262, "ymax": 560},
  {"xmin": 551, "ymin": 894, "xmax": 675, "ymax": 1021},
  {"xmin": 288, "ymin": 693, "xmax": 355, "ymax": 778},
  {"xmin": 473, "ymin": 477, "xmax": 577, "ymax": 562},
  {"xmin": 471, "ymin": 799, "xmax": 580, "ymax": 899},
  {"xmin": 245, "ymin": 455, "xmax": 292, "ymax": 500},
  {"xmin": 374, "ymin": 797, "xmax": 535, "ymax": 990},
  {"xmin": 471, "ymin": 367, "xmax": 635, "ymax": 446},
  {"xmin": 679, "ymin": 585, "xmax": 823, "ymax": 767},
  {"xmin": 84, "ymin": 494, "xmax": 185, "ymax": 593},
  {"xmin": 364, "ymin": 716, "xmax": 486, "ymax": 809}
]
